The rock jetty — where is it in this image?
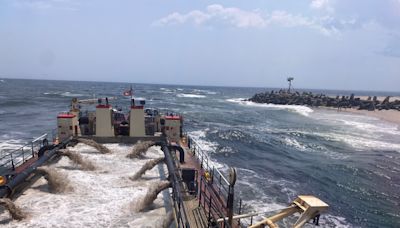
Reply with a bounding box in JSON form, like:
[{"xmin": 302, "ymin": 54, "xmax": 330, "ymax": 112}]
[{"xmin": 248, "ymin": 90, "xmax": 400, "ymax": 111}]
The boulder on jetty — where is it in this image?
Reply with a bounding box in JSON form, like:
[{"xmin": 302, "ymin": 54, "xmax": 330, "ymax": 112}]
[{"xmin": 248, "ymin": 90, "xmax": 400, "ymax": 111}]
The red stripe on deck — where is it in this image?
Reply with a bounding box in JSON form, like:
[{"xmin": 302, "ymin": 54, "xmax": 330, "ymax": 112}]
[{"xmin": 15, "ymin": 156, "xmax": 38, "ymax": 173}]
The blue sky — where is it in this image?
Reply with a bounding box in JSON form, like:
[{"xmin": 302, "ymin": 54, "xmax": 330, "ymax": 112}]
[{"xmin": 0, "ymin": 0, "xmax": 399, "ymax": 91}]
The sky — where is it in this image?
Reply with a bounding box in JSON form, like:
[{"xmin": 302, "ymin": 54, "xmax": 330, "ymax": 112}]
[{"xmin": 0, "ymin": 0, "xmax": 399, "ymax": 91}]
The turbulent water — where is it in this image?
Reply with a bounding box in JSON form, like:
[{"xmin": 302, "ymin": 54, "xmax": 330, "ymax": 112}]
[
  {"xmin": 0, "ymin": 143, "xmax": 169, "ymax": 227},
  {"xmin": 1, "ymin": 79, "xmax": 400, "ymax": 227}
]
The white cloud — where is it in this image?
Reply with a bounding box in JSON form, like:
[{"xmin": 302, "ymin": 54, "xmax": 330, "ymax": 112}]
[
  {"xmin": 154, "ymin": 4, "xmax": 342, "ymax": 36},
  {"xmin": 310, "ymin": 0, "xmax": 334, "ymax": 13},
  {"xmin": 155, "ymin": 4, "xmax": 267, "ymax": 28}
]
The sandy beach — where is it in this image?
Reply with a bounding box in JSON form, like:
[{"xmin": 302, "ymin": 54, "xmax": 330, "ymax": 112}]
[{"xmin": 336, "ymin": 108, "xmax": 400, "ymax": 126}]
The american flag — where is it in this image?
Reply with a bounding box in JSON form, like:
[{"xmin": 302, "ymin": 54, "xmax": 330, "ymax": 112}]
[{"xmin": 123, "ymin": 85, "xmax": 133, "ymax": 96}]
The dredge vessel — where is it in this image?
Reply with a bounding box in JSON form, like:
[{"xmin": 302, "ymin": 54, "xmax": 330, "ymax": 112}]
[{"xmin": 0, "ymin": 96, "xmax": 329, "ymax": 227}]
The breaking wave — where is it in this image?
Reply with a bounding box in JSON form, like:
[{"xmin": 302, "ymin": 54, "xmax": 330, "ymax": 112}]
[
  {"xmin": 60, "ymin": 92, "xmax": 84, "ymax": 97},
  {"xmin": 188, "ymin": 129, "xmax": 225, "ymax": 169},
  {"xmin": 177, "ymin": 93, "xmax": 206, "ymax": 98},
  {"xmin": 226, "ymin": 98, "xmax": 314, "ymax": 116}
]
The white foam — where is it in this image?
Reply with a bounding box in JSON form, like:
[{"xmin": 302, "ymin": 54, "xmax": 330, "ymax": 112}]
[
  {"xmin": 315, "ymin": 132, "xmax": 400, "ymax": 152},
  {"xmin": 226, "ymin": 98, "xmax": 314, "ymax": 116},
  {"xmin": 61, "ymin": 92, "xmax": 84, "ymax": 97},
  {"xmin": 0, "ymin": 143, "xmax": 169, "ymax": 227},
  {"xmin": 159, "ymin": 88, "xmax": 174, "ymax": 94},
  {"xmin": 188, "ymin": 129, "xmax": 225, "ymax": 169},
  {"xmin": 0, "ymin": 139, "xmax": 25, "ymax": 152},
  {"xmin": 319, "ymin": 214, "xmax": 352, "ymax": 228},
  {"xmin": 177, "ymin": 93, "xmax": 206, "ymax": 98},
  {"xmin": 283, "ymin": 137, "xmax": 307, "ymax": 151},
  {"xmin": 192, "ymin": 89, "xmax": 217, "ymax": 95},
  {"xmin": 341, "ymin": 119, "xmax": 400, "ymax": 136}
]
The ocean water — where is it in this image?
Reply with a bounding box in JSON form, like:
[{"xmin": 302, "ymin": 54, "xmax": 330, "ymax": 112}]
[{"xmin": 1, "ymin": 78, "xmax": 400, "ymax": 227}]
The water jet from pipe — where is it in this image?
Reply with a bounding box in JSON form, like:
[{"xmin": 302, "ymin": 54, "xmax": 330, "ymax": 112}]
[
  {"xmin": 131, "ymin": 157, "xmax": 164, "ymax": 180},
  {"xmin": 135, "ymin": 180, "xmax": 171, "ymax": 212},
  {"xmin": 0, "ymin": 198, "xmax": 26, "ymax": 220},
  {"xmin": 78, "ymin": 138, "xmax": 111, "ymax": 154},
  {"xmin": 162, "ymin": 211, "xmax": 174, "ymax": 228},
  {"xmin": 127, "ymin": 141, "xmax": 155, "ymax": 159},
  {"xmin": 59, "ymin": 149, "xmax": 96, "ymax": 171},
  {"xmin": 35, "ymin": 167, "xmax": 72, "ymax": 193}
]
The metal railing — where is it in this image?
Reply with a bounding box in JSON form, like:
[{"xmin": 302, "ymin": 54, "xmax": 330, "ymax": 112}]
[
  {"xmin": 187, "ymin": 136, "xmax": 231, "ymax": 199},
  {"xmin": 0, "ymin": 133, "xmax": 50, "ymax": 173},
  {"xmin": 198, "ymin": 175, "xmax": 231, "ymax": 228},
  {"xmin": 186, "ymin": 135, "xmax": 248, "ymax": 227}
]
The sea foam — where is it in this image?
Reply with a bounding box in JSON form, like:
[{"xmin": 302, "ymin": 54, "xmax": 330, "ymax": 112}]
[
  {"xmin": 226, "ymin": 98, "xmax": 314, "ymax": 117},
  {"xmin": 177, "ymin": 93, "xmax": 206, "ymax": 98},
  {"xmin": 0, "ymin": 143, "xmax": 169, "ymax": 227}
]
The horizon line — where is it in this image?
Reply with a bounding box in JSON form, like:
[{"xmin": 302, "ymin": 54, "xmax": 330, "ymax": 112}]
[{"xmin": 1, "ymin": 76, "xmax": 399, "ymax": 94}]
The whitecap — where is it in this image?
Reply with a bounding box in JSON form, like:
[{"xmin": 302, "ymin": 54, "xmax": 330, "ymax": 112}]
[
  {"xmin": 61, "ymin": 92, "xmax": 84, "ymax": 97},
  {"xmin": 177, "ymin": 93, "xmax": 206, "ymax": 98},
  {"xmin": 315, "ymin": 132, "xmax": 400, "ymax": 152},
  {"xmin": 283, "ymin": 137, "xmax": 307, "ymax": 151},
  {"xmin": 226, "ymin": 98, "xmax": 314, "ymax": 117},
  {"xmin": 193, "ymin": 89, "xmax": 217, "ymax": 95},
  {"xmin": 188, "ymin": 130, "xmax": 224, "ymax": 169}
]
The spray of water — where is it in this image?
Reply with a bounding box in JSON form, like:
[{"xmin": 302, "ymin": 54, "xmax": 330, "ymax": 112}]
[
  {"xmin": 127, "ymin": 141, "xmax": 155, "ymax": 159},
  {"xmin": 135, "ymin": 180, "xmax": 171, "ymax": 212},
  {"xmin": 131, "ymin": 157, "xmax": 165, "ymax": 180},
  {"xmin": 162, "ymin": 211, "xmax": 174, "ymax": 228},
  {"xmin": 77, "ymin": 138, "xmax": 111, "ymax": 154},
  {"xmin": 0, "ymin": 198, "xmax": 26, "ymax": 220},
  {"xmin": 35, "ymin": 167, "xmax": 72, "ymax": 193},
  {"xmin": 59, "ymin": 149, "xmax": 96, "ymax": 171}
]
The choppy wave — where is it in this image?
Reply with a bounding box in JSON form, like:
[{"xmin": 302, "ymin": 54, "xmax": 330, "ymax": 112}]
[
  {"xmin": 42, "ymin": 91, "xmax": 85, "ymax": 98},
  {"xmin": 282, "ymin": 137, "xmax": 308, "ymax": 151},
  {"xmin": 193, "ymin": 89, "xmax": 217, "ymax": 95},
  {"xmin": 177, "ymin": 93, "xmax": 206, "ymax": 98},
  {"xmin": 226, "ymin": 98, "xmax": 314, "ymax": 116},
  {"xmin": 316, "ymin": 132, "xmax": 400, "ymax": 152},
  {"xmin": 0, "ymin": 139, "xmax": 26, "ymax": 156},
  {"xmin": 60, "ymin": 92, "xmax": 84, "ymax": 97},
  {"xmin": 236, "ymin": 167, "xmax": 351, "ymax": 227},
  {"xmin": 159, "ymin": 88, "xmax": 175, "ymax": 94},
  {"xmin": 188, "ymin": 129, "xmax": 225, "ymax": 169},
  {"xmin": 341, "ymin": 119, "xmax": 400, "ymax": 136},
  {"xmin": 312, "ymin": 111, "xmax": 400, "ymax": 136}
]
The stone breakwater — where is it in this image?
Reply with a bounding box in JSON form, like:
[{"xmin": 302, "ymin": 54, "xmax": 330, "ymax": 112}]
[{"xmin": 248, "ymin": 91, "xmax": 400, "ymax": 111}]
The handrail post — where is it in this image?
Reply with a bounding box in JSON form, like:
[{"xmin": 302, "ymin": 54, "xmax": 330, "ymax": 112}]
[
  {"xmin": 31, "ymin": 142, "xmax": 34, "ymax": 157},
  {"xmin": 208, "ymin": 191, "xmax": 212, "ymax": 228},
  {"xmin": 238, "ymin": 199, "xmax": 242, "ymax": 225},
  {"xmin": 199, "ymin": 176, "xmax": 202, "ymax": 207},
  {"xmin": 201, "ymin": 153, "xmax": 204, "ymax": 168},
  {"xmin": 10, "ymin": 153, "xmax": 15, "ymax": 170}
]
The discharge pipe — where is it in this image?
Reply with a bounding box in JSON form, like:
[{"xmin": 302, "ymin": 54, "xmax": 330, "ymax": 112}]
[{"xmin": 0, "ymin": 140, "xmax": 70, "ymax": 198}]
